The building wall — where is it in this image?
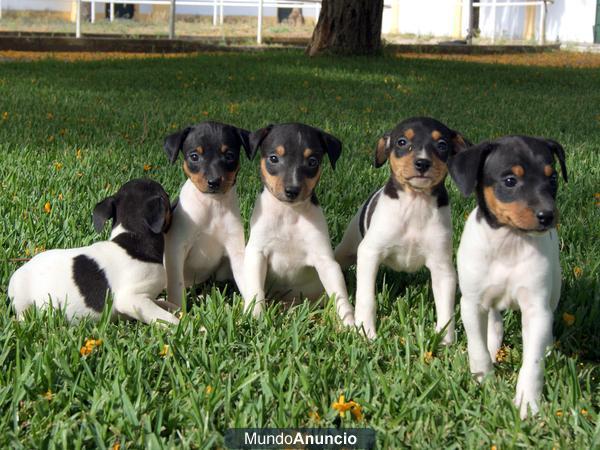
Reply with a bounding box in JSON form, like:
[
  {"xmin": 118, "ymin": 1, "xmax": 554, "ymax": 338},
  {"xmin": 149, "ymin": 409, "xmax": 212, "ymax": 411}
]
[{"xmin": 382, "ymin": 0, "xmax": 467, "ymax": 38}]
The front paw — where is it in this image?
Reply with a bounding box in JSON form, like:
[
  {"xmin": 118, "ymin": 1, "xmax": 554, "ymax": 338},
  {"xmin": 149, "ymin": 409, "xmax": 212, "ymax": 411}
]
[
  {"xmin": 355, "ymin": 320, "xmax": 377, "ymax": 340},
  {"xmin": 251, "ymin": 302, "xmax": 265, "ymax": 319},
  {"xmin": 438, "ymin": 327, "xmax": 455, "ymax": 346},
  {"xmin": 340, "ymin": 312, "xmax": 355, "ymax": 327},
  {"xmin": 470, "ymin": 358, "xmax": 493, "ymax": 383},
  {"xmin": 514, "ymin": 390, "xmax": 539, "ymax": 419}
]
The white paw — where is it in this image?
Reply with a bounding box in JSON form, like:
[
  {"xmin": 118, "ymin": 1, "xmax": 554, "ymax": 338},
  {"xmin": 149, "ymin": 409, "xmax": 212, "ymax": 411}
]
[
  {"xmin": 251, "ymin": 302, "xmax": 264, "ymax": 319},
  {"xmin": 341, "ymin": 312, "xmax": 355, "ymax": 327},
  {"xmin": 356, "ymin": 322, "xmax": 377, "ymax": 340},
  {"xmin": 514, "ymin": 385, "xmax": 540, "ymax": 419},
  {"xmin": 440, "ymin": 329, "xmax": 455, "ymax": 346}
]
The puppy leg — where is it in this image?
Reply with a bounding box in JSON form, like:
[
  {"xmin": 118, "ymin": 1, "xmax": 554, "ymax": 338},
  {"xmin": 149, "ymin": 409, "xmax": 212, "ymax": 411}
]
[
  {"xmin": 461, "ymin": 296, "xmax": 493, "ymax": 381},
  {"xmin": 487, "ymin": 309, "xmax": 504, "ymax": 361},
  {"xmin": 514, "ymin": 304, "xmax": 553, "ymax": 419},
  {"xmin": 426, "ymin": 259, "xmax": 457, "ymax": 344},
  {"xmin": 355, "ymin": 241, "xmax": 381, "ymax": 339},
  {"xmin": 153, "ymin": 299, "xmax": 181, "ymax": 313},
  {"xmin": 224, "ymin": 232, "xmax": 246, "ymax": 294},
  {"xmin": 242, "ymin": 246, "xmax": 268, "ymax": 318},
  {"xmin": 334, "ymin": 214, "xmax": 361, "ymax": 270},
  {"xmin": 164, "ymin": 242, "xmax": 187, "ymax": 308},
  {"xmin": 313, "ymin": 255, "xmax": 355, "ymax": 326},
  {"xmin": 115, "ymin": 295, "xmax": 180, "ymax": 325}
]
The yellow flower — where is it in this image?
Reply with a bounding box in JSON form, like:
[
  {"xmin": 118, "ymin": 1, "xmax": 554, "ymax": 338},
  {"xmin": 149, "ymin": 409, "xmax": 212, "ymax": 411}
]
[
  {"xmin": 299, "ymin": 106, "xmax": 308, "ymax": 113},
  {"xmin": 491, "ymin": 446, "xmax": 497, "ymax": 450},
  {"xmin": 112, "ymin": 442, "xmax": 120, "ymax": 450},
  {"xmin": 573, "ymin": 267, "xmax": 583, "ymax": 278},
  {"xmin": 47, "ymin": 135, "xmax": 54, "ymax": 142},
  {"xmin": 54, "ymin": 162, "xmax": 63, "ymax": 171},
  {"xmin": 42, "ymin": 390, "xmax": 54, "ymax": 400},
  {"xmin": 47, "ymin": 112, "xmax": 54, "ymax": 120},
  {"xmin": 143, "ymin": 164, "xmax": 152, "ymax": 172},
  {"xmin": 308, "ymin": 410, "xmax": 320, "ymax": 422},
  {"xmin": 495, "ymin": 346, "xmax": 509, "ymax": 362},
  {"xmin": 581, "ymin": 408, "xmax": 588, "ymax": 416},
  {"xmin": 423, "ymin": 351, "xmax": 433, "ymax": 364},
  {"xmin": 228, "ymin": 103, "xmax": 240, "ymax": 114},
  {"xmin": 24, "ymin": 248, "xmax": 31, "ymax": 257},
  {"xmin": 205, "ymin": 385, "xmax": 213, "ymax": 394},
  {"xmin": 34, "ymin": 245, "xmax": 45, "ymax": 254},
  {"xmin": 2, "ymin": 111, "xmax": 8, "ymax": 120},
  {"xmin": 202, "ymin": 111, "xmax": 209, "ymax": 116},
  {"xmin": 332, "ymin": 395, "xmax": 363, "ymax": 421},
  {"xmin": 556, "ymin": 410, "xmax": 563, "ymax": 417},
  {"xmin": 80, "ymin": 338, "xmax": 103, "ymax": 356},
  {"xmin": 44, "ymin": 202, "xmax": 52, "ymax": 214},
  {"xmin": 159, "ymin": 344, "xmax": 170, "ymax": 357},
  {"xmin": 58, "ymin": 193, "xmax": 64, "ymax": 201},
  {"xmin": 562, "ymin": 313, "xmax": 575, "ymax": 327},
  {"xmin": 76, "ymin": 149, "xmax": 82, "ymax": 159}
]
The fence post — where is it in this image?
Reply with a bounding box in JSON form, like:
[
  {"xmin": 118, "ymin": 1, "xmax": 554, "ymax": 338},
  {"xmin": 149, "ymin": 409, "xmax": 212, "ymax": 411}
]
[
  {"xmin": 169, "ymin": 0, "xmax": 176, "ymax": 39},
  {"xmin": 213, "ymin": 0, "xmax": 217, "ymax": 26},
  {"xmin": 76, "ymin": 0, "xmax": 82, "ymax": 38},
  {"xmin": 0, "ymin": 0, "xmax": 3, "ymax": 20},
  {"xmin": 538, "ymin": 0, "xmax": 546, "ymax": 45},
  {"xmin": 490, "ymin": 0, "xmax": 496, "ymax": 44},
  {"xmin": 91, "ymin": 0, "xmax": 95, "ymax": 23},
  {"xmin": 257, "ymin": 0, "xmax": 263, "ymax": 44},
  {"xmin": 219, "ymin": 0, "xmax": 224, "ymax": 25},
  {"xmin": 110, "ymin": 2, "xmax": 115, "ymax": 21}
]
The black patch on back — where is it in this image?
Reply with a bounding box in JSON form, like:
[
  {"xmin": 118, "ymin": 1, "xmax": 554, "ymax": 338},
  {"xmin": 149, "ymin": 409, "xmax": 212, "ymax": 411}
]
[
  {"xmin": 113, "ymin": 232, "xmax": 164, "ymax": 264},
  {"xmin": 72, "ymin": 255, "xmax": 110, "ymax": 313},
  {"xmin": 383, "ymin": 177, "xmax": 403, "ymax": 199},
  {"xmin": 431, "ymin": 182, "xmax": 449, "ymax": 208},
  {"xmin": 359, "ymin": 190, "xmax": 380, "ymax": 237},
  {"xmin": 310, "ymin": 192, "xmax": 319, "ymax": 206}
]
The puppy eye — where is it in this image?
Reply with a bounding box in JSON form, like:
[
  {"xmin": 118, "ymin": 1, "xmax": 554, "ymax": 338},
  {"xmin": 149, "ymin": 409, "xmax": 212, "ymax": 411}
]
[
  {"xmin": 189, "ymin": 152, "xmax": 199, "ymax": 162},
  {"xmin": 504, "ymin": 176, "xmax": 517, "ymax": 188},
  {"xmin": 224, "ymin": 151, "xmax": 236, "ymax": 163},
  {"xmin": 269, "ymin": 155, "xmax": 279, "ymax": 164},
  {"xmin": 437, "ymin": 139, "xmax": 448, "ymax": 151},
  {"xmin": 307, "ymin": 156, "xmax": 319, "ymax": 168},
  {"xmin": 397, "ymin": 138, "xmax": 408, "ymax": 147}
]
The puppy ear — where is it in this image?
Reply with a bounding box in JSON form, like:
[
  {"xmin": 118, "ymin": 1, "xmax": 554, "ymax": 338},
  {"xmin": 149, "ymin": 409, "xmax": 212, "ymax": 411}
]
[
  {"xmin": 450, "ymin": 130, "xmax": 472, "ymax": 154},
  {"xmin": 448, "ymin": 141, "xmax": 496, "ymax": 197},
  {"xmin": 544, "ymin": 139, "xmax": 568, "ymax": 182},
  {"xmin": 144, "ymin": 196, "xmax": 168, "ymax": 234},
  {"xmin": 318, "ymin": 130, "xmax": 342, "ymax": 170},
  {"xmin": 235, "ymin": 127, "xmax": 253, "ymax": 160},
  {"xmin": 92, "ymin": 196, "xmax": 115, "ymax": 233},
  {"xmin": 248, "ymin": 125, "xmax": 274, "ymax": 160},
  {"xmin": 374, "ymin": 133, "xmax": 391, "ymax": 168},
  {"xmin": 163, "ymin": 126, "xmax": 192, "ymax": 164}
]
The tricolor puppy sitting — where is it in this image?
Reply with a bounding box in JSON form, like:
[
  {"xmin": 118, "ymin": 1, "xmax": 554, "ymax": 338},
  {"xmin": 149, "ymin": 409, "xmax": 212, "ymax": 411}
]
[
  {"xmin": 243, "ymin": 123, "xmax": 354, "ymax": 326},
  {"xmin": 335, "ymin": 117, "xmax": 469, "ymax": 341},
  {"xmin": 450, "ymin": 136, "xmax": 567, "ymax": 419},
  {"xmin": 8, "ymin": 179, "xmax": 178, "ymax": 325},
  {"xmin": 163, "ymin": 121, "xmax": 251, "ymax": 306}
]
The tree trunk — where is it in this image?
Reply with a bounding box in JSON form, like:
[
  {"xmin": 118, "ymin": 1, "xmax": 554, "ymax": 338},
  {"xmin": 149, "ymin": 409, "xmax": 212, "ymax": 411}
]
[{"xmin": 307, "ymin": 0, "xmax": 384, "ymax": 56}]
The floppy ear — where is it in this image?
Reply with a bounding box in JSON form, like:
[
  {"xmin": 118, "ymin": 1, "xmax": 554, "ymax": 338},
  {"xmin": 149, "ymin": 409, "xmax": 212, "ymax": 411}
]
[
  {"xmin": 374, "ymin": 133, "xmax": 391, "ymax": 168},
  {"xmin": 318, "ymin": 130, "xmax": 342, "ymax": 170},
  {"xmin": 544, "ymin": 139, "xmax": 568, "ymax": 182},
  {"xmin": 450, "ymin": 130, "xmax": 472, "ymax": 155},
  {"xmin": 144, "ymin": 196, "xmax": 168, "ymax": 234},
  {"xmin": 163, "ymin": 126, "xmax": 192, "ymax": 164},
  {"xmin": 235, "ymin": 127, "xmax": 252, "ymax": 159},
  {"xmin": 92, "ymin": 196, "xmax": 116, "ymax": 233},
  {"xmin": 448, "ymin": 141, "xmax": 496, "ymax": 197},
  {"xmin": 248, "ymin": 125, "xmax": 274, "ymax": 160}
]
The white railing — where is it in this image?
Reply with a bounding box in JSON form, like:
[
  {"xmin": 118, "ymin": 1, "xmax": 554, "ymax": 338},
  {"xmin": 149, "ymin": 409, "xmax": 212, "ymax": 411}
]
[
  {"xmin": 464, "ymin": 0, "xmax": 553, "ymax": 44},
  {"xmin": 75, "ymin": 0, "xmax": 322, "ymax": 43}
]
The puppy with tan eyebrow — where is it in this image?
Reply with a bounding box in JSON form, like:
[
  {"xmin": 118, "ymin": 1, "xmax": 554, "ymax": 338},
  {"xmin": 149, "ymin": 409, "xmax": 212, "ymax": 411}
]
[
  {"xmin": 242, "ymin": 123, "xmax": 355, "ymax": 326},
  {"xmin": 163, "ymin": 121, "xmax": 251, "ymax": 307},
  {"xmin": 450, "ymin": 135, "xmax": 567, "ymax": 419},
  {"xmin": 335, "ymin": 117, "xmax": 469, "ymax": 341}
]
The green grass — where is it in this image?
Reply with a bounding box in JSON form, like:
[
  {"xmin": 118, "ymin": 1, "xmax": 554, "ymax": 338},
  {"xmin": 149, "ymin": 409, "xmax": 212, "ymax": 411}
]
[{"xmin": 0, "ymin": 50, "xmax": 599, "ymax": 448}]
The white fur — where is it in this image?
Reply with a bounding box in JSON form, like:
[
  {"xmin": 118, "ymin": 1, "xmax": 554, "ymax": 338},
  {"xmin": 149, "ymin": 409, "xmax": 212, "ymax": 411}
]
[
  {"xmin": 335, "ymin": 187, "xmax": 456, "ymax": 342},
  {"xmin": 8, "ymin": 226, "xmax": 178, "ymax": 324},
  {"xmin": 243, "ymin": 188, "xmax": 355, "ymax": 326},
  {"xmin": 164, "ymin": 179, "xmax": 246, "ymax": 306},
  {"xmin": 457, "ymin": 208, "xmax": 561, "ymax": 419}
]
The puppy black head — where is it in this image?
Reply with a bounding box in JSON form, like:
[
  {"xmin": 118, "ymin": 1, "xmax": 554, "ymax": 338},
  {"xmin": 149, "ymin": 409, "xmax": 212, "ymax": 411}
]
[
  {"xmin": 163, "ymin": 121, "xmax": 251, "ymax": 194},
  {"xmin": 92, "ymin": 178, "xmax": 172, "ymax": 236},
  {"xmin": 248, "ymin": 123, "xmax": 342, "ymax": 203},
  {"xmin": 374, "ymin": 117, "xmax": 469, "ymax": 192},
  {"xmin": 449, "ymin": 136, "xmax": 567, "ymax": 232}
]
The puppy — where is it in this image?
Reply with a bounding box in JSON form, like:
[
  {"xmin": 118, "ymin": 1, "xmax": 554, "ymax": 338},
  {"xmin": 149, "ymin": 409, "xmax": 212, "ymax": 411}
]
[
  {"xmin": 8, "ymin": 179, "xmax": 178, "ymax": 325},
  {"xmin": 335, "ymin": 117, "xmax": 469, "ymax": 341},
  {"xmin": 163, "ymin": 121, "xmax": 251, "ymax": 306},
  {"xmin": 450, "ymin": 136, "xmax": 567, "ymax": 418},
  {"xmin": 243, "ymin": 123, "xmax": 354, "ymax": 326}
]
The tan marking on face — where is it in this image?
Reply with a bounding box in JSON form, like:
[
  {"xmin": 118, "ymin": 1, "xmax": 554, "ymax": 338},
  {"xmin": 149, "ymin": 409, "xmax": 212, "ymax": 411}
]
[
  {"xmin": 302, "ymin": 167, "xmax": 322, "ymax": 200},
  {"xmin": 484, "ymin": 186, "xmax": 538, "ymax": 230},
  {"xmin": 183, "ymin": 160, "xmax": 208, "ymax": 193},
  {"xmin": 512, "ymin": 165, "xmax": 525, "ymax": 177},
  {"xmin": 260, "ymin": 158, "xmax": 285, "ymax": 199},
  {"xmin": 389, "ymin": 152, "xmax": 414, "ymax": 188},
  {"xmin": 220, "ymin": 144, "xmax": 229, "ymax": 153},
  {"xmin": 389, "ymin": 150, "xmax": 447, "ymax": 191},
  {"xmin": 195, "ymin": 146, "xmax": 204, "ymax": 155},
  {"xmin": 303, "ymin": 148, "xmax": 313, "ymax": 158},
  {"xmin": 221, "ymin": 161, "xmax": 240, "ymax": 193},
  {"xmin": 544, "ymin": 165, "xmax": 554, "ymax": 177},
  {"xmin": 431, "ymin": 130, "xmax": 442, "ymax": 141},
  {"xmin": 404, "ymin": 128, "xmax": 415, "ymax": 140},
  {"xmin": 428, "ymin": 152, "xmax": 449, "ymax": 185},
  {"xmin": 276, "ymin": 145, "xmax": 286, "ymax": 157}
]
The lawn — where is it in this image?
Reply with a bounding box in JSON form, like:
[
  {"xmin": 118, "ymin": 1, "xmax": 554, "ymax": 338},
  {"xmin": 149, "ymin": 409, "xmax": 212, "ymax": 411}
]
[{"xmin": 0, "ymin": 49, "xmax": 599, "ymax": 448}]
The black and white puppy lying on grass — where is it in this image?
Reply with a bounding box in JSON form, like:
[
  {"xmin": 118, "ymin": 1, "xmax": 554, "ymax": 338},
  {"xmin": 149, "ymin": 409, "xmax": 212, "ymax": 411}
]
[
  {"xmin": 335, "ymin": 117, "xmax": 469, "ymax": 342},
  {"xmin": 8, "ymin": 179, "xmax": 179, "ymax": 325},
  {"xmin": 163, "ymin": 121, "xmax": 251, "ymax": 307},
  {"xmin": 450, "ymin": 136, "xmax": 567, "ymax": 419},
  {"xmin": 243, "ymin": 123, "xmax": 355, "ymax": 326}
]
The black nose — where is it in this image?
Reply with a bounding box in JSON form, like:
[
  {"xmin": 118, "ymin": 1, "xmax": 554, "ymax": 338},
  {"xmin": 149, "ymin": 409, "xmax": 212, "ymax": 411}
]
[
  {"xmin": 207, "ymin": 178, "xmax": 221, "ymax": 189},
  {"xmin": 414, "ymin": 158, "xmax": 432, "ymax": 173},
  {"xmin": 537, "ymin": 210, "xmax": 554, "ymax": 227},
  {"xmin": 284, "ymin": 186, "xmax": 301, "ymax": 200}
]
